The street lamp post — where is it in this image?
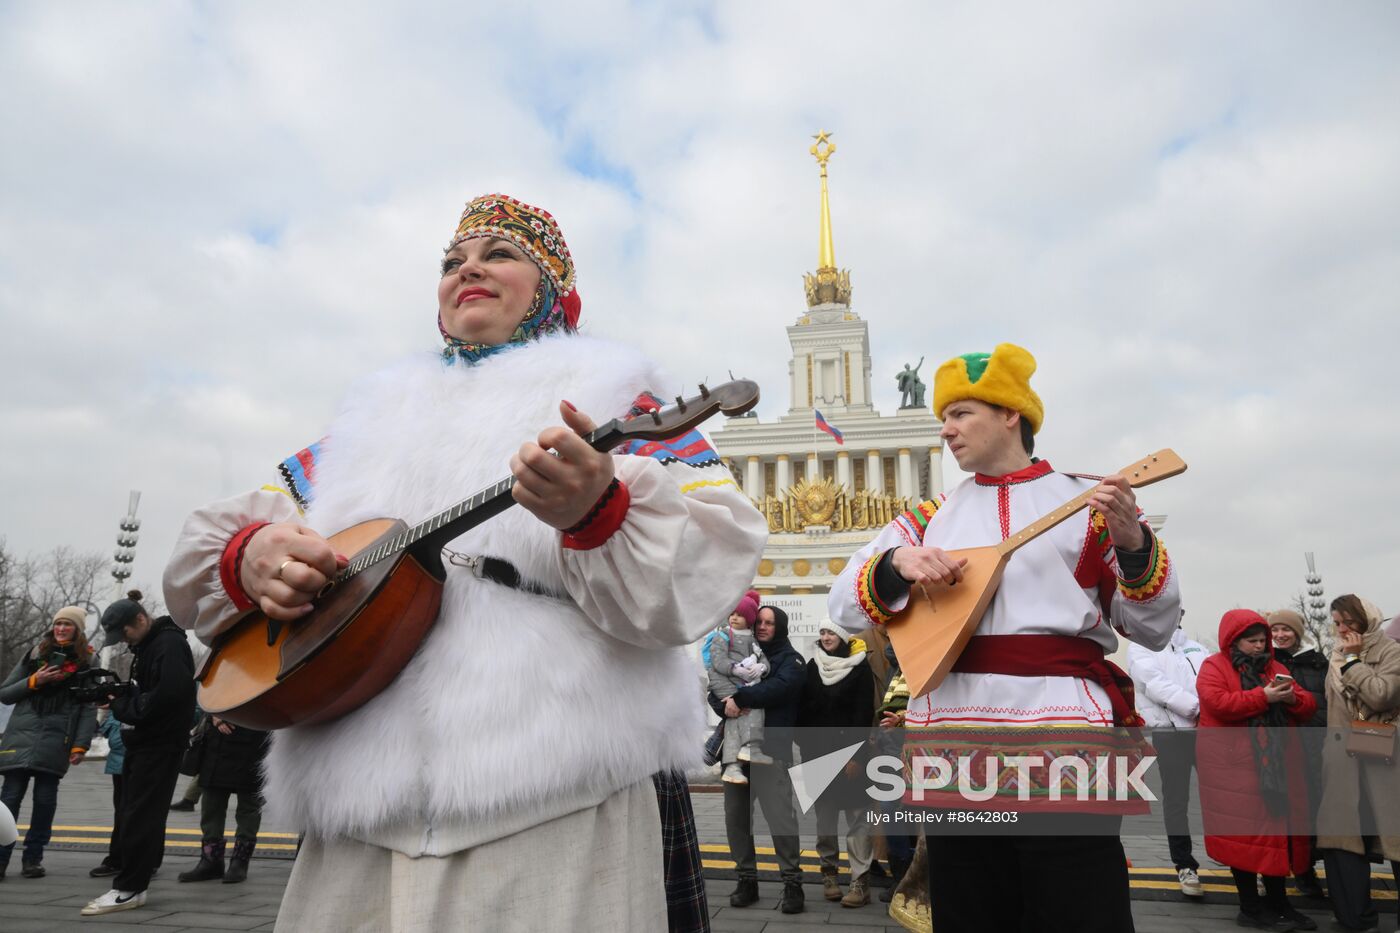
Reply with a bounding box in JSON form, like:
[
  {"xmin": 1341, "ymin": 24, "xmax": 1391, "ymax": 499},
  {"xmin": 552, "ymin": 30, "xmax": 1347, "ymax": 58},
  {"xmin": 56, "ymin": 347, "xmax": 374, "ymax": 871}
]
[
  {"xmin": 111, "ymin": 490, "xmax": 141, "ymax": 601},
  {"xmin": 1304, "ymin": 551, "xmax": 1328, "ymax": 636}
]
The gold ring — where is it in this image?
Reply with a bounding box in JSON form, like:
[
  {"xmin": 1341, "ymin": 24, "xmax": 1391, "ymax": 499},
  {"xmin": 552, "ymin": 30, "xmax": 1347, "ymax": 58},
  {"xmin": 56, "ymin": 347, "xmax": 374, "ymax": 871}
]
[{"xmin": 277, "ymin": 558, "xmax": 296, "ymax": 580}]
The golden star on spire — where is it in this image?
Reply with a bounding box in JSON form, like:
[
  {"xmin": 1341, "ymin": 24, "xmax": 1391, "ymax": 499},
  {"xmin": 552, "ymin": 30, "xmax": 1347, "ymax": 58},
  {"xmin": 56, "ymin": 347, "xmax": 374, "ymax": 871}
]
[{"xmin": 812, "ymin": 129, "xmax": 833, "ymax": 146}]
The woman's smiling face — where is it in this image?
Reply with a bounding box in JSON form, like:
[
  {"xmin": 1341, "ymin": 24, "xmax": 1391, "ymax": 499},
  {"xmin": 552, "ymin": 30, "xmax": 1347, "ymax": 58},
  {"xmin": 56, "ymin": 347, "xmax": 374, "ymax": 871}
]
[{"xmin": 437, "ymin": 236, "xmax": 543, "ymax": 345}]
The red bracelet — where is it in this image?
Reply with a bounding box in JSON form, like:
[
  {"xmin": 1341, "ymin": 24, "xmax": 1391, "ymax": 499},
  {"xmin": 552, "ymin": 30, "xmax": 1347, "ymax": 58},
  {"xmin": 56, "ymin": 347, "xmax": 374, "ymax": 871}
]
[
  {"xmin": 562, "ymin": 479, "xmax": 630, "ymax": 551},
  {"xmin": 219, "ymin": 522, "xmax": 269, "ymax": 611}
]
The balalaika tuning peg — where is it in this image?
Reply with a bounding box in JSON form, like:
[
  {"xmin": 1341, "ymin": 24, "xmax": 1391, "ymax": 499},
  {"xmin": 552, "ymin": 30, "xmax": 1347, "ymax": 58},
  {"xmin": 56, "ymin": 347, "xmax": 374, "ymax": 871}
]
[
  {"xmin": 650, "ymin": 409, "xmax": 662, "ymax": 425},
  {"xmin": 675, "ymin": 395, "xmax": 688, "ymax": 412},
  {"xmin": 698, "ymin": 383, "xmax": 710, "ymax": 399}
]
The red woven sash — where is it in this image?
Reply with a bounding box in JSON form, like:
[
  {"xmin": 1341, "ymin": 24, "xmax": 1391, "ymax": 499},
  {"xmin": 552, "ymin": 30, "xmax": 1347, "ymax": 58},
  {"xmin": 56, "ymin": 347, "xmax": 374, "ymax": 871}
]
[{"xmin": 951, "ymin": 634, "xmax": 1144, "ymax": 727}]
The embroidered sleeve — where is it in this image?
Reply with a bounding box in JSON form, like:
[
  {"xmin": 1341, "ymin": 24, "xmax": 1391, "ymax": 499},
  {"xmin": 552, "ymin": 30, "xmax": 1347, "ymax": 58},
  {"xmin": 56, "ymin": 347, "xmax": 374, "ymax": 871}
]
[
  {"xmin": 828, "ymin": 520, "xmax": 914, "ymax": 633},
  {"xmin": 893, "ymin": 497, "xmax": 944, "ymax": 546},
  {"xmin": 163, "ymin": 487, "xmax": 304, "ymax": 644},
  {"xmin": 556, "ymin": 390, "xmax": 766, "ymax": 649},
  {"xmin": 218, "ymin": 522, "xmax": 270, "ymax": 611},
  {"xmin": 561, "ymin": 478, "xmax": 630, "ymax": 551},
  {"xmin": 1117, "ymin": 531, "xmax": 1170, "ymax": 603},
  {"xmin": 855, "ymin": 551, "xmax": 897, "ymax": 625},
  {"xmin": 277, "ymin": 439, "xmax": 326, "ymax": 511}
]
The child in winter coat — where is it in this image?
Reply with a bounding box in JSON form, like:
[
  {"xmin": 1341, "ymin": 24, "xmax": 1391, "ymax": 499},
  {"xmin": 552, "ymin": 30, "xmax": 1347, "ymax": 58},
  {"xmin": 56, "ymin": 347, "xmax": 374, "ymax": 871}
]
[
  {"xmin": 705, "ymin": 591, "xmax": 772, "ymax": 781},
  {"xmin": 88, "ymin": 715, "xmax": 127, "ymax": 878}
]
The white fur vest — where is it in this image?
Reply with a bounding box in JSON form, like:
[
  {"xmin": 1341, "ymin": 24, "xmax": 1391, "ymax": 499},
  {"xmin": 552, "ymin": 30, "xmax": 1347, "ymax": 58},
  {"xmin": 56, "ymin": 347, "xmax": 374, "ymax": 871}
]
[{"xmin": 263, "ymin": 334, "xmax": 716, "ymax": 852}]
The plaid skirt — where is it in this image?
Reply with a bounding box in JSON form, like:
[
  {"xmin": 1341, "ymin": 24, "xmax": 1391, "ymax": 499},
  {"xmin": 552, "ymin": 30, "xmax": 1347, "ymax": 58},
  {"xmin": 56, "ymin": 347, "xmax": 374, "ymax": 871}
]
[{"xmin": 654, "ymin": 771, "xmax": 710, "ymax": 933}]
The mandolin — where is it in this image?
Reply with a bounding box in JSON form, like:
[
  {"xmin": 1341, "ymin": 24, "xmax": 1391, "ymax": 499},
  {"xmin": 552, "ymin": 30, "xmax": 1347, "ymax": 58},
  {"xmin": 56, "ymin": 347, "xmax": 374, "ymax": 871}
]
[
  {"xmin": 198, "ymin": 380, "xmax": 759, "ymax": 730},
  {"xmin": 887, "ymin": 449, "xmax": 1187, "ymax": 700}
]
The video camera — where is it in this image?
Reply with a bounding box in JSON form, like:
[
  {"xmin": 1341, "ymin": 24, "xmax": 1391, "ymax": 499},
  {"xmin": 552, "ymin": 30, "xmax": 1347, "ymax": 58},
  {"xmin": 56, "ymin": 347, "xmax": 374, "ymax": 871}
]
[{"xmin": 68, "ymin": 668, "xmax": 135, "ymax": 704}]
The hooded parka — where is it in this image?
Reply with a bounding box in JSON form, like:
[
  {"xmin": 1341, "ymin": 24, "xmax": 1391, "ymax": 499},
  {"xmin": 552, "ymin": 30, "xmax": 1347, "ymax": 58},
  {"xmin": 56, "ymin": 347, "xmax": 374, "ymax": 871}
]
[{"xmin": 1196, "ymin": 609, "xmax": 1317, "ymax": 876}]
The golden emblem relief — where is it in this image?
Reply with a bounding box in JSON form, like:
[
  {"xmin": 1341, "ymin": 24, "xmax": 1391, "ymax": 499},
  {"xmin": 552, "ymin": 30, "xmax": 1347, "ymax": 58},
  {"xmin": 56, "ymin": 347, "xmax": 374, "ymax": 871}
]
[{"xmin": 754, "ymin": 476, "xmax": 911, "ymax": 534}]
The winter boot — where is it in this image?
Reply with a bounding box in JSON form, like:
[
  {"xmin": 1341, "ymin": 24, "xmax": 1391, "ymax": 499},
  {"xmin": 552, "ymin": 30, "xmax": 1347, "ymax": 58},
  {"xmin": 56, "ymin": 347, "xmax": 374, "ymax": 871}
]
[
  {"xmin": 20, "ymin": 860, "xmax": 45, "ymax": 879},
  {"xmin": 178, "ymin": 840, "xmax": 225, "ymax": 882},
  {"xmin": 821, "ymin": 868, "xmax": 843, "ymax": 901},
  {"xmin": 223, "ymin": 839, "xmax": 254, "ymax": 884},
  {"xmin": 779, "ymin": 878, "xmax": 805, "ymax": 914},
  {"xmin": 881, "ymin": 854, "xmax": 911, "ymax": 903},
  {"xmin": 841, "ymin": 872, "xmax": 871, "ymax": 907},
  {"xmin": 728, "ymin": 877, "xmax": 759, "ymax": 907}
]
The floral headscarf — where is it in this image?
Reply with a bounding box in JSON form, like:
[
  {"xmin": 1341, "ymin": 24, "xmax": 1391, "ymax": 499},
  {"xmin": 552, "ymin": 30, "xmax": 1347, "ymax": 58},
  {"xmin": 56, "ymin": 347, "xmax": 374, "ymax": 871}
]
[{"xmin": 439, "ymin": 194, "xmax": 582, "ymax": 366}]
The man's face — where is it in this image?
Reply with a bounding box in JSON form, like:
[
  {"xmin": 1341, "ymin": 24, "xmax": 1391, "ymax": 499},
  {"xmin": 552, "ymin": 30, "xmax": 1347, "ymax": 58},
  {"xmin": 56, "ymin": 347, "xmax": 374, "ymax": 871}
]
[
  {"xmin": 121, "ymin": 614, "xmax": 151, "ymax": 646},
  {"xmin": 938, "ymin": 399, "xmax": 1021, "ymax": 473},
  {"xmin": 755, "ymin": 609, "xmax": 776, "ymax": 644}
]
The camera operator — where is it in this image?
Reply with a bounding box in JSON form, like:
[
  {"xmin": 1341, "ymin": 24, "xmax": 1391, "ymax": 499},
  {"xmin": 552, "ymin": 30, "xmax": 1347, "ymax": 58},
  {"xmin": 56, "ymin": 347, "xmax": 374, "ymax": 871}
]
[{"xmin": 80, "ymin": 590, "xmax": 195, "ymax": 918}]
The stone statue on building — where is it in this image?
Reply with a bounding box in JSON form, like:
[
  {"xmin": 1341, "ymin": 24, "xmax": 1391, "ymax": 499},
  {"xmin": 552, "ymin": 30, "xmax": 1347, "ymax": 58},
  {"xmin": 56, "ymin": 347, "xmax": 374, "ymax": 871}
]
[{"xmin": 897, "ymin": 357, "xmax": 926, "ymax": 409}]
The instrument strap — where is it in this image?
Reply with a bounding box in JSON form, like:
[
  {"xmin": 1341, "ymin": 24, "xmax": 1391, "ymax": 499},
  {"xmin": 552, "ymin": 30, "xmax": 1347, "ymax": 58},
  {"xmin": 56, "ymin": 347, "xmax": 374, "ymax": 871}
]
[{"xmin": 442, "ymin": 549, "xmax": 571, "ymax": 602}]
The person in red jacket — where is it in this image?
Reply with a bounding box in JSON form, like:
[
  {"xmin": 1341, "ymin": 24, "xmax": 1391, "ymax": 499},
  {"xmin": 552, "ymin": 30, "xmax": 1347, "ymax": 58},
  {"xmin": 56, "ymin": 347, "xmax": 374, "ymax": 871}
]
[{"xmin": 1197, "ymin": 609, "xmax": 1319, "ymax": 931}]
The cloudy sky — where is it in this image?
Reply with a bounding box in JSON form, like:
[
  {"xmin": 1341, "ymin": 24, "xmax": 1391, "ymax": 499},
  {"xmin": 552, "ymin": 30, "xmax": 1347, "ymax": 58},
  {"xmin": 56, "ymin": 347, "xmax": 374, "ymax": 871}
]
[{"xmin": 3, "ymin": 1, "xmax": 1397, "ymax": 647}]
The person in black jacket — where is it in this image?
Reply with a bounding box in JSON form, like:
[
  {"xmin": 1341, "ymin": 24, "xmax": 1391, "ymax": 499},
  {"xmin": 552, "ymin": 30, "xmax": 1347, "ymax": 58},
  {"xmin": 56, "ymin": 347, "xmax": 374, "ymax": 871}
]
[
  {"xmin": 80, "ymin": 591, "xmax": 196, "ymax": 918},
  {"xmin": 797, "ymin": 620, "xmax": 876, "ymax": 907},
  {"xmin": 717, "ymin": 604, "xmax": 806, "ymax": 914},
  {"xmin": 1269, "ymin": 609, "xmax": 1329, "ymax": 900},
  {"xmin": 178, "ymin": 716, "xmax": 269, "ymax": 884}
]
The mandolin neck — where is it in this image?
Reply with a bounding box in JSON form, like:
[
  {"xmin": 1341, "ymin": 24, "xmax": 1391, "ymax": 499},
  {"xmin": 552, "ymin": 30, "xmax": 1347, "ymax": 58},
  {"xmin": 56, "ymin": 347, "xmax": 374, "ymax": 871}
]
[
  {"xmin": 341, "ymin": 418, "xmax": 631, "ymax": 582},
  {"xmin": 995, "ymin": 449, "xmax": 1186, "ymax": 559}
]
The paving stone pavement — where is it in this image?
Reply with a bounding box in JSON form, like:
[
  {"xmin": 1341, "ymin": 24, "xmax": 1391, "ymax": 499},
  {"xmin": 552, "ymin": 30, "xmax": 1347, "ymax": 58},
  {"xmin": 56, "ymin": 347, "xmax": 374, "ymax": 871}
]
[{"xmin": 0, "ymin": 762, "xmax": 1386, "ymax": 931}]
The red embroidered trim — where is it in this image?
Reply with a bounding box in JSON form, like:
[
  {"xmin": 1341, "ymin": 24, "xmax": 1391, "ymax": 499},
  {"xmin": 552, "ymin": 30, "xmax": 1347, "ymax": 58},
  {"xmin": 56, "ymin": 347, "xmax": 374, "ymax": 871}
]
[
  {"xmin": 562, "ymin": 479, "xmax": 629, "ymax": 551},
  {"xmin": 854, "ymin": 552, "xmax": 894, "ymax": 625},
  {"xmin": 974, "ymin": 459, "xmax": 1053, "ymax": 486},
  {"xmin": 997, "ymin": 486, "xmax": 1011, "ymax": 541},
  {"xmin": 219, "ymin": 523, "xmax": 269, "ymax": 611}
]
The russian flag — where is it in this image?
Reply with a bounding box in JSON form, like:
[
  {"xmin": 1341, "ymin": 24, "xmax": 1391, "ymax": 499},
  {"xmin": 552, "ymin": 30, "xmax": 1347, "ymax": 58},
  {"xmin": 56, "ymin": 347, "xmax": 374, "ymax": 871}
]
[{"xmin": 815, "ymin": 409, "xmax": 844, "ymax": 445}]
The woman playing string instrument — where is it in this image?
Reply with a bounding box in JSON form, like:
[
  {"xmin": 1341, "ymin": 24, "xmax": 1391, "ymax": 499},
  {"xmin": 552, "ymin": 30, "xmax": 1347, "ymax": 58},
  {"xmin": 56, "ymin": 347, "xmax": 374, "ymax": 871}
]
[{"xmin": 165, "ymin": 193, "xmax": 767, "ymax": 932}]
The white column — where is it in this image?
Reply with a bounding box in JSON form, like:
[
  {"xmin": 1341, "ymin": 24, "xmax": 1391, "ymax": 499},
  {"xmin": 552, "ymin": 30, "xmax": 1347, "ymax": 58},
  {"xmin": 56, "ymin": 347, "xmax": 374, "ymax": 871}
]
[
  {"xmin": 836, "ymin": 450, "xmax": 851, "ymax": 489},
  {"xmin": 776, "ymin": 454, "xmax": 791, "ymax": 492},
  {"xmin": 746, "ymin": 456, "xmax": 762, "ymax": 496},
  {"xmin": 928, "ymin": 448, "xmax": 942, "ymax": 496},
  {"xmin": 897, "ymin": 448, "xmax": 913, "ymax": 499},
  {"xmin": 866, "ymin": 450, "xmax": 883, "ymax": 493},
  {"xmin": 807, "ymin": 451, "xmax": 820, "ymax": 485}
]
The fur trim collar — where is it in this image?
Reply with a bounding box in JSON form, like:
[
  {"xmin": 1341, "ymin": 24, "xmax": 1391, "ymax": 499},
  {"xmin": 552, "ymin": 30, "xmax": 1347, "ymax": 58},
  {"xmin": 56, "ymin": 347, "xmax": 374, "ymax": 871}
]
[{"xmin": 262, "ymin": 334, "xmax": 705, "ymax": 842}]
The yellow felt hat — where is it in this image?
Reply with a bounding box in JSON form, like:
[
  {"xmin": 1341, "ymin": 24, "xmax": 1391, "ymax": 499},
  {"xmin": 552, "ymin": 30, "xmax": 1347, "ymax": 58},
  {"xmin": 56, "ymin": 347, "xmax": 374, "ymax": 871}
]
[{"xmin": 933, "ymin": 343, "xmax": 1044, "ymax": 434}]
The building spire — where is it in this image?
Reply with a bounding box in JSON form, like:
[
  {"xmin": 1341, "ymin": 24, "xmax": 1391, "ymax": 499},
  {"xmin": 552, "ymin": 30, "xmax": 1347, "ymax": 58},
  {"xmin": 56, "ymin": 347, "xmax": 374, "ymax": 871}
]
[
  {"xmin": 812, "ymin": 130, "xmax": 837, "ymax": 269},
  {"xmin": 803, "ymin": 130, "xmax": 852, "ymax": 309}
]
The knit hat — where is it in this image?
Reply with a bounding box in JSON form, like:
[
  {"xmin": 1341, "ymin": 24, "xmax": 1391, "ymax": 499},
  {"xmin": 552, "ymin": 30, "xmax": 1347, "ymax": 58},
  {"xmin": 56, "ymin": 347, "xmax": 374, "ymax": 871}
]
[
  {"xmin": 52, "ymin": 606, "xmax": 87, "ymax": 628},
  {"xmin": 447, "ymin": 193, "xmax": 580, "ymax": 327},
  {"xmin": 1266, "ymin": 609, "xmax": 1306, "ymax": 642},
  {"xmin": 817, "ymin": 619, "xmax": 850, "ymax": 645},
  {"xmin": 731, "ymin": 592, "xmax": 760, "ymax": 626},
  {"xmin": 933, "ymin": 343, "xmax": 1044, "ymax": 434}
]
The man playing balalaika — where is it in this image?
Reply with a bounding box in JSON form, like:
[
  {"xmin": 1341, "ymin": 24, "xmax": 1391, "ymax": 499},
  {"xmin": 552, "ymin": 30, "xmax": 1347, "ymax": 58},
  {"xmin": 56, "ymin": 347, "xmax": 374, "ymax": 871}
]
[{"xmin": 829, "ymin": 343, "xmax": 1182, "ymax": 933}]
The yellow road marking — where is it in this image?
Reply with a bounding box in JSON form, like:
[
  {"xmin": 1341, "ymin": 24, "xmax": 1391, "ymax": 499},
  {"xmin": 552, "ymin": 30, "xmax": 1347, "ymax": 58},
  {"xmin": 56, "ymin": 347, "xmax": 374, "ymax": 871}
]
[
  {"xmin": 45, "ymin": 836, "xmax": 298, "ymax": 851},
  {"xmin": 21, "ymin": 824, "xmax": 298, "ymax": 839}
]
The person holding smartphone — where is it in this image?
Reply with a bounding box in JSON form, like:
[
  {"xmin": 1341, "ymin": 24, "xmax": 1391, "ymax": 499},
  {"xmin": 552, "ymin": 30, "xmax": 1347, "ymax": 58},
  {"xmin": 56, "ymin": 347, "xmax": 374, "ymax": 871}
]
[
  {"xmin": 1197, "ymin": 609, "xmax": 1318, "ymax": 930},
  {"xmin": 0, "ymin": 606, "xmax": 97, "ymax": 880}
]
